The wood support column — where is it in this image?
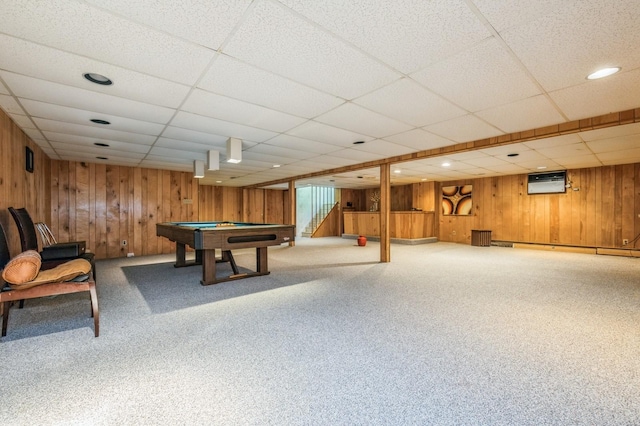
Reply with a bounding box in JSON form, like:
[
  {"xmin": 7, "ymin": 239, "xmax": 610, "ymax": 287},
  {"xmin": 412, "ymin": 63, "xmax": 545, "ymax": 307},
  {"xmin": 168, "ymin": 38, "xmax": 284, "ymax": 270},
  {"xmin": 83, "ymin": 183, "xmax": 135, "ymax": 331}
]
[
  {"xmin": 288, "ymin": 180, "xmax": 296, "ymax": 247},
  {"xmin": 380, "ymin": 163, "xmax": 390, "ymax": 262}
]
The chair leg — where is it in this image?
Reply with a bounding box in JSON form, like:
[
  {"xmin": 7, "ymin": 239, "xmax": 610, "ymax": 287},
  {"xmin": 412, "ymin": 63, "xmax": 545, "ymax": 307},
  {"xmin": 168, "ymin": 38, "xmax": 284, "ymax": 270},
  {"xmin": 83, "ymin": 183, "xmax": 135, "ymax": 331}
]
[
  {"xmin": 89, "ymin": 283, "xmax": 99, "ymax": 337},
  {"xmin": 19, "ymin": 299, "xmax": 24, "ymax": 309},
  {"xmin": 2, "ymin": 301, "xmax": 10, "ymax": 337}
]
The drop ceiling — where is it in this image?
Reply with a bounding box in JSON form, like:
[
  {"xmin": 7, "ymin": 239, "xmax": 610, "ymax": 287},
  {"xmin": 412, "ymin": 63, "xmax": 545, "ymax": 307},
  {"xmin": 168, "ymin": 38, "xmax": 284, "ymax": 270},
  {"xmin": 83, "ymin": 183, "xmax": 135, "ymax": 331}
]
[{"xmin": 0, "ymin": 0, "xmax": 639, "ymax": 189}]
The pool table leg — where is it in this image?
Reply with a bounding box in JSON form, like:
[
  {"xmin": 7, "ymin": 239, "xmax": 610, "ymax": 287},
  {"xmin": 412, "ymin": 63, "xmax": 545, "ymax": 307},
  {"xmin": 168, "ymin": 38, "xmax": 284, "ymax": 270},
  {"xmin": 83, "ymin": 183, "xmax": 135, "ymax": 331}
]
[
  {"xmin": 175, "ymin": 242, "xmax": 187, "ymax": 267},
  {"xmin": 256, "ymin": 247, "xmax": 268, "ymax": 274},
  {"xmin": 201, "ymin": 249, "xmax": 217, "ymax": 285}
]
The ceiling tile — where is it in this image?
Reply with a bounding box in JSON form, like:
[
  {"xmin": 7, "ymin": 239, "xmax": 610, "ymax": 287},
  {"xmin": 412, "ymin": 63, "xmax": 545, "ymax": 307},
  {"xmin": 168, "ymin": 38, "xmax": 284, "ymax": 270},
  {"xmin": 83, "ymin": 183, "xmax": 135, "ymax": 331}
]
[
  {"xmin": 182, "ymin": 89, "xmax": 306, "ymax": 133},
  {"xmin": 412, "ymin": 38, "xmax": 541, "ymax": 112},
  {"xmin": 499, "ymin": 0, "xmax": 640, "ymax": 91},
  {"xmin": 579, "ymin": 122, "xmax": 640, "ymax": 142},
  {"xmin": 22, "ymin": 127, "xmax": 45, "ymax": 141},
  {"xmin": 384, "ymin": 129, "xmax": 454, "ymax": 151},
  {"xmin": 0, "ymin": 34, "xmax": 191, "ymax": 108},
  {"xmin": 598, "ymin": 148, "xmax": 640, "ymax": 165},
  {"xmin": 350, "ymin": 139, "xmax": 415, "ymax": 157},
  {"xmin": 522, "ymin": 134, "xmax": 582, "ymax": 149},
  {"xmin": 85, "ymin": 0, "xmax": 251, "ymax": 48},
  {"xmin": 33, "ymin": 118, "xmax": 157, "ymax": 145},
  {"xmin": 0, "ymin": 0, "xmax": 215, "ymax": 84},
  {"xmin": 262, "ymin": 135, "xmax": 342, "ymax": 155},
  {"xmin": 1, "ymin": 72, "xmax": 176, "ymax": 124},
  {"xmin": 473, "ymin": 0, "xmax": 566, "ymax": 32},
  {"xmin": 154, "ymin": 137, "xmax": 226, "ymax": 153},
  {"xmin": 476, "ymin": 95, "xmax": 566, "ymax": 133},
  {"xmin": 550, "ymin": 69, "xmax": 640, "ymax": 121},
  {"xmin": 171, "ymin": 111, "xmax": 277, "ymax": 143},
  {"xmin": 280, "ymin": 0, "xmax": 491, "ymax": 74},
  {"xmin": 314, "ymin": 103, "xmax": 413, "ymax": 138},
  {"xmin": 0, "ymin": 94, "xmax": 25, "ymax": 115},
  {"xmin": 44, "ymin": 132, "xmax": 151, "ymax": 154},
  {"xmin": 54, "ymin": 150, "xmax": 142, "ymax": 165},
  {"xmin": 286, "ymin": 121, "xmax": 373, "ymax": 147},
  {"xmin": 161, "ymin": 127, "xmax": 229, "ymax": 147},
  {"xmin": 5, "ymin": 113, "xmax": 36, "ymax": 129},
  {"xmin": 50, "ymin": 141, "xmax": 147, "ymax": 157},
  {"xmin": 21, "ymin": 99, "xmax": 166, "ymax": 136},
  {"xmin": 555, "ymin": 155, "xmax": 602, "ymax": 168},
  {"xmin": 535, "ymin": 142, "xmax": 592, "ymax": 159},
  {"xmin": 424, "ymin": 114, "xmax": 503, "ymax": 143},
  {"xmin": 199, "ymin": 55, "xmax": 344, "ymax": 118},
  {"xmin": 586, "ymin": 135, "xmax": 640, "ymax": 154},
  {"xmin": 147, "ymin": 147, "xmax": 206, "ymax": 161},
  {"xmin": 222, "ymin": 0, "xmax": 401, "ymax": 99},
  {"xmin": 245, "ymin": 144, "xmax": 317, "ymax": 161},
  {"xmin": 354, "ymin": 78, "xmax": 466, "ymax": 127}
]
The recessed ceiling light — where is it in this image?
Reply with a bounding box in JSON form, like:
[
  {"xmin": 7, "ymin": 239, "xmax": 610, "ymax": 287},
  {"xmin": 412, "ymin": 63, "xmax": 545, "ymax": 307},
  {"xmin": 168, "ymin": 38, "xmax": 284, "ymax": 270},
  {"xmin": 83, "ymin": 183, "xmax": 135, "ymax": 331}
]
[
  {"xmin": 273, "ymin": 164, "xmax": 281, "ymax": 168},
  {"xmin": 421, "ymin": 178, "xmax": 427, "ymax": 181},
  {"xmin": 353, "ymin": 140, "xmax": 365, "ymax": 145},
  {"xmin": 586, "ymin": 67, "xmax": 621, "ymax": 80},
  {"xmin": 507, "ymin": 153, "xmax": 519, "ymax": 157},
  {"xmin": 83, "ymin": 73, "xmax": 113, "ymax": 85},
  {"xmin": 94, "ymin": 142, "xmax": 110, "ymax": 147},
  {"xmin": 215, "ymin": 180, "xmax": 222, "ymax": 183},
  {"xmin": 537, "ymin": 166, "xmax": 547, "ymax": 170},
  {"xmin": 442, "ymin": 162, "xmax": 451, "ymax": 167},
  {"xmin": 96, "ymin": 156, "xmax": 108, "ymax": 160},
  {"xmin": 90, "ymin": 119, "xmax": 110, "ymax": 125},
  {"xmin": 394, "ymin": 169, "xmax": 401, "ymax": 174}
]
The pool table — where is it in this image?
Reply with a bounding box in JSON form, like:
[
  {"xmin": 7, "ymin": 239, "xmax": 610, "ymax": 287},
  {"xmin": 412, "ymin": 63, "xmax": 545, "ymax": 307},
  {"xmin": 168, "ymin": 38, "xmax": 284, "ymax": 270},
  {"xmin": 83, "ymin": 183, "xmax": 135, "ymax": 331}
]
[{"xmin": 156, "ymin": 221, "xmax": 295, "ymax": 285}]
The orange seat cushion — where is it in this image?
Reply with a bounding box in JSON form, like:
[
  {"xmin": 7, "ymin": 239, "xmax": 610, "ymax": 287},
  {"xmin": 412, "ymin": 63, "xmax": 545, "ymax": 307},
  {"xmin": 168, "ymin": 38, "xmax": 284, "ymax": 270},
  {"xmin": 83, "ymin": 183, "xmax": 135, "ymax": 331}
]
[{"xmin": 2, "ymin": 250, "xmax": 41, "ymax": 285}]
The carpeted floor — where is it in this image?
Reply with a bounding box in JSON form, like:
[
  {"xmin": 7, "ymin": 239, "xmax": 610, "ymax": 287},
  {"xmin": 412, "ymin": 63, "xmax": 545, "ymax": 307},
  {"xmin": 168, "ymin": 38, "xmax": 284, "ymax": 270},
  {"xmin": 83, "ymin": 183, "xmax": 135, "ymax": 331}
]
[{"xmin": 1, "ymin": 238, "xmax": 639, "ymax": 425}]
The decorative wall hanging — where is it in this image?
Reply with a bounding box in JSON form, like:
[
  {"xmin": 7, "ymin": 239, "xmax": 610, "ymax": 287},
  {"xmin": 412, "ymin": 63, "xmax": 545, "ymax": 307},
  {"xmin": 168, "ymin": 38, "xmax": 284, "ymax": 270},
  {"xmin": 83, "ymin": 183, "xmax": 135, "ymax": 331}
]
[{"xmin": 442, "ymin": 185, "xmax": 472, "ymax": 215}]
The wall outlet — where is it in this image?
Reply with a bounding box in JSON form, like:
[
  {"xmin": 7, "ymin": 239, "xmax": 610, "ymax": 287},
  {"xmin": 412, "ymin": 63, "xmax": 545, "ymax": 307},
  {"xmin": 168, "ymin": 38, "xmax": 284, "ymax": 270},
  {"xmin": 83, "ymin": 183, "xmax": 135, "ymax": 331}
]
[
  {"xmin": 127, "ymin": 252, "xmax": 134, "ymax": 257},
  {"xmin": 623, "ymin": 239, "xmax": 629, "ymax": 245}
]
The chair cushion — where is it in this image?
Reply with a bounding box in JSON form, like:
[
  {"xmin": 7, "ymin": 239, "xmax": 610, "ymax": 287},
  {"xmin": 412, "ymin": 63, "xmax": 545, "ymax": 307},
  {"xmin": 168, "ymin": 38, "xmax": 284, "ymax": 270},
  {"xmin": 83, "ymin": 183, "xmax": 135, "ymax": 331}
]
[
  {"xmin": 10, "ymin": 258, "xmax": 93, "ymax": 290},
  {"xmin": 2, "ymin": 250, "xmax": 41, "ymax": 285}
]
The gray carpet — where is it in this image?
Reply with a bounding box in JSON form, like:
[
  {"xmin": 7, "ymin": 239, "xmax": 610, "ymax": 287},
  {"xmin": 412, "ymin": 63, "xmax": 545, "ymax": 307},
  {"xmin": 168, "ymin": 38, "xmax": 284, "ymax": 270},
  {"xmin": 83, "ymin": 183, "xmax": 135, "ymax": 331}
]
[{"xmin": 1, "ymin": 239, "xmax": 639, "ymax": 425}]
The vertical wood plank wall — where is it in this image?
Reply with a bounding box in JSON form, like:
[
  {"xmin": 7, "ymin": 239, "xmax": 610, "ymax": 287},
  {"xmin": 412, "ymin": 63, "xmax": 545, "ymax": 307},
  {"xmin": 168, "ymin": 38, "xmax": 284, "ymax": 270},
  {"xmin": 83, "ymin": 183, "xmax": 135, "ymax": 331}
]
[
  {"xmin": 49, "ymin": 160, "xmax": 289, "ymax": 259},
  {"xmin": 0, "ymin": 109, "xmax": 50, "ymax": 257},
  {"xmin": 437, "ymin": 166, "xmax": 640, "ymax": 248}
]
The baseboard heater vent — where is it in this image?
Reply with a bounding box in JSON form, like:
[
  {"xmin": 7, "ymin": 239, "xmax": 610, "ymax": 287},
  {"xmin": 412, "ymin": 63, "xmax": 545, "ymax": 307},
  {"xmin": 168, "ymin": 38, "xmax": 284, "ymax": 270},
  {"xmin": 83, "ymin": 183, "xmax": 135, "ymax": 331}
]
[{"xmin": 491, "ymin": 241, "xmax": 514, "ymax": 248}]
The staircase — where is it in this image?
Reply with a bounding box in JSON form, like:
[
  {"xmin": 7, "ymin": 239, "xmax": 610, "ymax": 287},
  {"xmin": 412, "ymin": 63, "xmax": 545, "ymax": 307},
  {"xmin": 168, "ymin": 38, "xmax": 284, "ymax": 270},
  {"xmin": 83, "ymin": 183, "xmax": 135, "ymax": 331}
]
[{"xmin": 301, "ymin": 203, "xmax": 334, "ymax": 237}]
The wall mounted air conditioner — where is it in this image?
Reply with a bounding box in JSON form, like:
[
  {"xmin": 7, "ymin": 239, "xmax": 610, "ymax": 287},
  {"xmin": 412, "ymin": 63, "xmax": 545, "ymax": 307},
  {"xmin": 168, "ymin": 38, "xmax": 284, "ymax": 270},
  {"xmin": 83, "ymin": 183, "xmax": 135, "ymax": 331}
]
[{"xmin": 527, "ymin": 171, "xmax": 566, "ymax": 194}]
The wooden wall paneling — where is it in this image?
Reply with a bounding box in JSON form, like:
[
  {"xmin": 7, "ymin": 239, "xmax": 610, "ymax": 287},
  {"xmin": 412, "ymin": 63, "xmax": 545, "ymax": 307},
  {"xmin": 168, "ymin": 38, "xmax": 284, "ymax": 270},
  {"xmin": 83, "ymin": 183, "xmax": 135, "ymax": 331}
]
[
  {"xmin": 105, "ymin": 166, "xmax": 120, "ymax": 258},
  {"xmin": 58, "ymin": 161, "xmax": 71, "ymax": 243},
  {"xmin": 94, "ymin": 163, "xmax": 107, "ymax": 258},
  {"xmin": 161, "ymin": 170, "xmax": 172, "ymax": 253},
  {"xmin": 119, "ymin": 166, "xmax": 130, "ymax": 257},
  {"xmin": 243, "ymin": 188, "xmax": 264, "ymax": 223},
  {"xmin": 264, "ymin": 189, "xmax": 285, "ymax": 224},
  {"xmin": 548, "ymin": 192, "xmax": 561, "ymax": 244},
  {"xmin": 620, "ymin": 164, "xmax": 635, "ymax": 247},
  {"xmin": 635, "ymin": 164, "xmax": 640, "ymax": 247},
  {"xmin": 143, "ymin": 168, "xmax": 154, "ymax": 255},
  {"xmin": 68, "ymin": 161, "xmax": 77, "ymax": 241},
  {"xmin": 224, "ymin": 187, "xmax": 242, "ymax": 221},
  {"xmin": 88, "ymin": 163, "xmax": 96, "ymax": 255},
  {"xmin": 75, "ymin": 162, "xmax": 90, "ymax": 244},
  {"xmin": 49, "ymin": 161, "xmax": 60, "ymax": 244},
  {"xmin": 197, "ymin": 185, "xmax": 209, "ymax": 220},
  {"xmin": 0, "ymin": 111, "xmax": 51, "ymax": 256},
  {"xmin": 581, "ymin": 168, "xmax": 596, "ymax": 246},
  {"xmin": 133, "ymin": 167, "xmax": 143, "ymax": 256},
  {"xmin": 599, "ymin": 166, "xmax": 615, "ymax": 246}
]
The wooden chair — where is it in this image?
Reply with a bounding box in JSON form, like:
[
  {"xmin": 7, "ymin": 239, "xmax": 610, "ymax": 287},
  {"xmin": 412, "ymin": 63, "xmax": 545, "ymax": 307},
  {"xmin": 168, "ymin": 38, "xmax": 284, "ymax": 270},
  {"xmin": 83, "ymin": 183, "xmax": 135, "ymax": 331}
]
[
  {"xmin": 8, "ymin": 207, "xmax": 96, "ymax": 279},
  {"xmin": 0, "ymin": 223, "xmax": 98, "ymax": 338}
]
